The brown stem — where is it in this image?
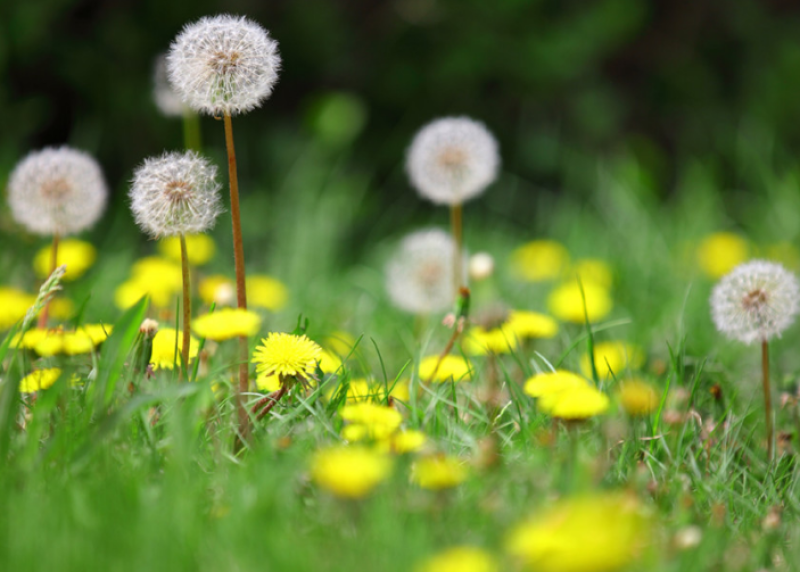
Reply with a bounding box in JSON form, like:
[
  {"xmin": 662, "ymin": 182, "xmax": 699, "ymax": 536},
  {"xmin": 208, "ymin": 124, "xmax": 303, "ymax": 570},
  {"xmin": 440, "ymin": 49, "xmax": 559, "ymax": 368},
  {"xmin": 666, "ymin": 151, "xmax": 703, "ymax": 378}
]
[
  {"xmin": 253, "ymin": 384, "xmax": 288, "ymax": 421},
  {"xmin": 762, "ymin": 340, "xmax": 773, "ymax": 462},
  {"xmin": 37, "ymin": 233, "xmax": 60, "ymax": 329},
  {"xmin": 179, "ymin": 233, "xmax": 191, "ymax": 381},
  {"xmin": 223, "ymin": 113, "xmax": 251, "ymax": 448},
  {"xmin": 450, "ymin": 203, "xmax": 463, "ymax": 294},
  {"xmin": 425, "ymin": 322, "xmax": 464, "ymax": 384}
]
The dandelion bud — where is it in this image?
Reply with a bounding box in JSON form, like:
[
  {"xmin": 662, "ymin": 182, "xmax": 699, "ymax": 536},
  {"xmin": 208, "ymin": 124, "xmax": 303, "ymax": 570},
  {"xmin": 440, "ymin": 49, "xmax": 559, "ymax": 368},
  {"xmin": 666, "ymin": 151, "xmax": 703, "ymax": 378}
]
[
  {"xmin": 7, "ymin": 146, "xmax": 108, "ymax": 236},
  {"xmin": 385, "ymin": 229, "xmax": 464, "ymax": 314},
  {"xmin": 406, "ymin": 116, "xmax": 499, "ymax": 206},
  {"xmin": 710, "ymin": 260, "xmax": 800, "ymax": 344},
  {"xmin": 130, "ymin": 151, "xmax": 222, "ymax": 238},
  {"xmin": 167, "ymin": 14, "xmax": 281, "ymax": 117}
]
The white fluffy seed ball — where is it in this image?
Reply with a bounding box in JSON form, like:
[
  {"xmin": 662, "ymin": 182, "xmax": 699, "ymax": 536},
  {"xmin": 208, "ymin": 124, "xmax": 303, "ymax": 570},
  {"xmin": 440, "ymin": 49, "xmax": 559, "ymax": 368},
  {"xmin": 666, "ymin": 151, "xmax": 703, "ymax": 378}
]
[
  {"xmin": 386, "ymin": 228, "xmax": 464, "ymax": 315},
  {"xmin": 167, "ymin": 14, "xmax": 281, "ymax": 117},
  {"xmin": 406, "ymin": 116, "xmax": 499, "ymax": 206},
  {"xmin": 7, "ymin": 146, "xmax": 108, "ymax": 236},
  {"xmin": 130, "ymin": 151, "xmax": 222, "ymax": 238},
  {"xmin": 153, "ymin": 53, "xmax": 188, "ymax": 117},
  {"xmin": 710, "ymin": 259, "xmax": 800, "ymax": 344}
]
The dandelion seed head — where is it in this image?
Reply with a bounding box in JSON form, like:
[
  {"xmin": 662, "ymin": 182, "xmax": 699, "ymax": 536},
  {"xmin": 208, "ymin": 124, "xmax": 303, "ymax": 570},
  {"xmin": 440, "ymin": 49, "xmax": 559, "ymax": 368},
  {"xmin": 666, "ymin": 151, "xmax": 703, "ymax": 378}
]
[
  {"xmin": 152, "ymin": 54, "xmax": 188, "ymax": 117},
  {"xmin": 130, "ymin": 151, "xmax": 222, "ymax": 238},
  {"xmin": 710, "ymin": 259, "xmax": 800, "ymax": 344},
  {"xmin": 7, "ymin": 146, "xmax": 107, "ymax": 236},
  {"xmin": 406, "ymin": 117, "xmax": 499, "ymax": 205},
  {"xmin": 385, "ymin": 229, "xmax": 462, "ymax": 314},
  {"xmin": 167, "ymin": 14, "xmax": 281, "ymax": 116}
]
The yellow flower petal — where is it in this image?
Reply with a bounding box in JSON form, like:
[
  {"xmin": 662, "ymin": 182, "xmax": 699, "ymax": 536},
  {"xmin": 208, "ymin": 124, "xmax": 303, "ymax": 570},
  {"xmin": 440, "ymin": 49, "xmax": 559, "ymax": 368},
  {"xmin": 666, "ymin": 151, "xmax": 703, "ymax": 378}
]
[
  {"xmin": 150, "ymin": 327, "xmax": 200, "ymax": 370},
  {"xmin": 510, "ymin": 240, "xmax": 570, "ymax": 282},
  {"xmin": 580, "ymin": 341, "xmax": 644, "ymax": 381},
  {"xmin": 419, "ymin": 355, "xmax": 472, "ymax": 382},
  {"xmin": 251, "ymin": 332, "xmax": 321, "ymax": 378},
  {"xmin": 310, "ymin": 445, "xmax": 392, "ymax": 498},
  {"xmin": 547, "ymin": 281, "xmax": 612, "ymax": 323},
  {"xmin": 411, "ymin": 455, "xmax": 468, "ymax": 490},
  {"xmin": 696, "ymin": 232, "xmax": 749, "ymax": 279},
  {"xmin": 19, "ymin": 368, "xmax": 62, "ymax": 393},
  {"xmin": 416, "ymin": 547, "xmax": 498, "ymax": 572},
  {"xmin": 34, "ymin": 239, "xmax": 96, "ymax": 281},
  {"xmin": 246, "ymin": 274, "xmax": 288, "ymax": 311},
  {"xmin": 193, "ymin": 308, "xmax": 262, "ymax": 341},
  {"xmin": 158, "ymin": 234, "xmax": 216, "ymax": 266}
]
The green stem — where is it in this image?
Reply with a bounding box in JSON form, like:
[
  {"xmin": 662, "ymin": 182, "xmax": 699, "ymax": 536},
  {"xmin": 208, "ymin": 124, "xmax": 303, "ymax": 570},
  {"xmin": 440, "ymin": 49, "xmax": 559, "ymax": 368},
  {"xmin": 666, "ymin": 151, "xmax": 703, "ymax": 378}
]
[
  {"xmin": 37, "ymin": 233, "xmax": 59, "ymax": 329},
  {"xmin": 762, "ymin": 340, "xmax": 773, "ymax": 462},
  {"xmin": 179, "ymin": 233, "xmax": 191, "ymax": 381},
  {"xmin": 450, "ymin": 203, "xmax": 463, "ymax": 294},
  {"xmin": 183, "ymin": 111, "xmax": 201, "ymax": 152}
]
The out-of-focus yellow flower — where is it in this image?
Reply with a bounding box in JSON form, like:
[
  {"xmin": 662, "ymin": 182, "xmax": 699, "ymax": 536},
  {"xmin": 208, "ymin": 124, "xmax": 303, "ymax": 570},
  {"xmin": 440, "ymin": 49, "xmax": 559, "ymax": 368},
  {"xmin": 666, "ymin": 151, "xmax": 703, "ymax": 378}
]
[
  {"xmin": 765, "ymin": 241, "xmax": 800, "ymax": 271},
  {"xmin": 411, "ymin": 455, "xmax": 468, "ymax": 489},
  {"xmin": 510, "ymin": 240, "xmax": 570, "ymax": 282},
  {"xmin": 255, "ymin": 373, "xmax": 281, "ymax": 392},
  {"xmin": 696, "ymin": 232, "xmax": 749, "ymax": 279},
  {"xmin": 310, "ymin": 445, "xmax": 393, "ymax": 498},
  {"xmin": 198, "ymin": 275, "xmax": 236, "ymax": 307},
  {"xmin": 524, "ymin": 370, "xmax": 589, "ymax": 398},
  {"xmin": 49, "ymin": 298, "xmax": 75, "ymax": 320},
  {"xmin": 505, "ymin": 310, "xmax": 559, "ymax": 340},
  {"xmin": 580, "ymin": 341, "xmax": 644, "ymax": 381},
  {"xmin": 340, "ymin": 402, "xmax": 403, "ymax": 440},
  {"xmin": 419, "ymin": 355, "xmax": 472, "ymax": 382},
  {"xmin": 538, "ymin": 385, "xmax": 609, "ymax": 420},
  {"xmin": 416, "ymin": 547, "xmax": 498, "ymax": 572},
  {"xmin": 114, "ymin": 279, "xmax": 172, "ymax": 309},
  {"xmin": 0, "ymin": 287, "xmax": 35, "ymax": 330},
  {"xmin": 252, "ymin": 332, "xmax": 321, "ymax": 379},
  {"xmin": 324, "ymin": 330, "xmax": 358, "ymax": 357},
  {"xmin": 617, "ymin": 379, "xmax": 660, "ymax": 416},
  {"xmin": 13, "ymin": 325, "xmax": 111, "ymax": 356},
  {"xmin": 463, "ymin": 325, "xmax": 520, "ymax": 355},
  {"xmin": 569, "ymin": 259, "xmax": 613, "ymax": 289},
  {"xmin": 34, "ymin": 239, "xmax": 96, "ymax": 281},
  {"xmin": 379, "ymin": 429, "xmax": 427, "ymax": 454},
  {"xmin": 150, "ymin": 327, "xmax": 200, "ymax": 370},
  {"xmin": 131, "ymin": 256, "xmax": 183, "ymax": 289},
  {"xmin": 193, "ymin": 308, "xmax": 262, "ymax": 341},
  {"xmin": 506, "ymin": 493, "xmax": 649, "ymax": 572},
  {"xmin": 327, "ymin": 378, "xmax": 408, "ymax": 404},
  {"xmin": 318, "ymin": 349, "xmax": 344, "ymax": 374},
  {"xmin": 547, "ymin": 281, "xmax": 612, "ymax": 323},
  {"xmin": 158, "ymin": 233, "xmax": 216, "ymax": 266},
  {"xmin": 246, "ymin": 274, "xmax": 288, "ymax": 311},
  {"xmin": 19, "ymin": 368, "xmax": 62, "ymax": 393}
]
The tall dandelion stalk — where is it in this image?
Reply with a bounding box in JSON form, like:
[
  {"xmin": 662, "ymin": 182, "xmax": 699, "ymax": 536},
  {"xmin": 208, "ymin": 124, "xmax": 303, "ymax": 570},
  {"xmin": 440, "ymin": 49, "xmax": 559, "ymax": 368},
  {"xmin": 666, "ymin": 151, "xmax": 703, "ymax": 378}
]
[
  {"xmin": 406, "ymin": 117, "xmax": 499, "ymax": 293},
  {"xmin": 167, "ymin": 14, "xmax": 281, "ymax": 444},
  {"xmin": 130, "ymin": 151, "xmax": 222, "ymax": 375},
  {"xmin": 711, "ymin": 260, "xmax": 800, "ymax": 462},
  {"xmin": 7, "ymin": 146, "xmax": 107, "ymax": 327}
]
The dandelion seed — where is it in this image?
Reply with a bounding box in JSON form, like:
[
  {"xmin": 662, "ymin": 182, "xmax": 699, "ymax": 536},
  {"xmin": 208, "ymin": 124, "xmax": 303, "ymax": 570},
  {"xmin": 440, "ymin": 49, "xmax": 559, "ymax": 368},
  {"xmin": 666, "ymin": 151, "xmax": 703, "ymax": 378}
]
[
  {"xmin": 386, "ymin": 229, "xmax": 463, "ymax": 314},
  {"xmin": 167, "ymin": 14, "xmax": 281, "ymax": 117},
  {"xmin": 152, "ymin": 53, "xmax": 188, "ymax": 117},
  {"xmin": 7, "ymin": 146, "xmax": 107, "ymax": 237},
  {"xmin": 407, "ymin": 117, "xmax": 499, "ymax": 206}
]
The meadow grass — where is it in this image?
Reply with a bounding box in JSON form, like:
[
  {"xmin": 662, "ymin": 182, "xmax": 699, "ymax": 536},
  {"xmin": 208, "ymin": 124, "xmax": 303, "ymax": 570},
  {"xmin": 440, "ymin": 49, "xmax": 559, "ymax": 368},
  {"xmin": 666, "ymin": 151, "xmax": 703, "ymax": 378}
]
[{"xmin": 2, "ymin": 139, "xmax": 800, "ymax": 572}]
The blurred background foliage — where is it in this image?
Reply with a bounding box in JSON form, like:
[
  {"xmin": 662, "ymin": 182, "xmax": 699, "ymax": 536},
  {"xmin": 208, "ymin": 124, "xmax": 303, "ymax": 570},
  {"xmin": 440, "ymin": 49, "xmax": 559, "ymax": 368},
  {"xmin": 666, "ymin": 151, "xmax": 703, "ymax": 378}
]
[{"xmin": 2, "ymin": 0, "xmax": 800, "ymax": 258}]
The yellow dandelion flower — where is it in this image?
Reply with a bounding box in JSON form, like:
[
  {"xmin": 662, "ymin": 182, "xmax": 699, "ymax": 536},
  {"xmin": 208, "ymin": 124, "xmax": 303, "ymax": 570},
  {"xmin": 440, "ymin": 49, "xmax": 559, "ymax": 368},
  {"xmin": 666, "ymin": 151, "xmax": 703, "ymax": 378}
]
[
  {"xmin": 255, "ymin": 373, "xmax": 281, "ymax": 392},
  {"xmin": 132, "ymin": 256, "xmax": 183, "ymax": 289},
  {"xmin": 34, "ymin": 239, "xmax": 96, "ymax": 281},
  {"xmin": 419, "ymin": 355, "xmax": 472, "ymax": 382},
  {"xmin": 19, "ymin": 368, "xmax": 62, "ymax": 393},
  {"xmin": 0, "ymin": 288, "xmax": 35, "ymax": 330},
  {"xmin": 569, "ymin": 258, "xmax": 613, "ymax": 289},
  {"xmin": 150, "ymin": 327, "xmax": 200, "ymax": 370},
  {"xmin": 539, "ymin": 385, "xmax": 609, "ymax": 420},
  {"xmin": 49, "ymin": 297, "xmax": 75, "ymax": 320},
  {"xmin": 198, "ymin": 274, "xmax": 236, "ymax": 306},
  {"xmin": 327, "ymin": 378, "xmax": 376, "ymax": 404},
  {"xmin": 318, "ymin": 349, "xmax": 344, "ymax": 374},
  {"xmin": 547, "ymin": 281, "xmax": 612, "ymax": 323},
  {"xmin": 506, "ymin": 493, "xmax": 649, "ymax": 572},
  {"xmin": 510, "ymin": 240, "xmax": 570, "ymax": 282},
  {"xmin": 15, "ymin": 325, "xmax": 110, "ymax": 357},
  {"xmin": 193, "ymin": 308, "xmax": 262, "ymax": 341},
  {"xmin": 340, "ymin": 402, "xmax": 402, "ymax": 440},
  {"xmin": 389, "ymin": 379, "xmax": 410, "ymax": 402},
  {"xmin": 416, "ymin": 547, "xmax": 498, "ymax": 572},
  {"xmin": 379, "ymin": 429, "xmax": 428, "ymax": 454},
  {"xmin": 246, "ymin": 274, "xmax": 288, "ymax": 311},
  {"xmin": 411, "ymin": 455, "xmax": 468, "ymax": 490},
  {"xmin": 12, "ymin": 328, "xmax": 48, "ymax": 350},
  {"xmin": 252, "ymin": 332, "xmax": 321, "ymax": 378},
  {"xmin": 505, "ymin": 310, "xmax": 559, "ymax": 340},
  {"xmin": 324, "ymin": 330, "xmax": 358, "ymax": 357},
  {"xmin": 696, "ymin": 232, "xmax": 749, "ymax": 279},
  {"xmin": 463, "ymin": 325, "xmax": 520, "ymax": 355},
  {"xmin": 310, "ymin": 445, "xmax": 393, "ymax": 498},
  {"xmin": 524, "ymin": 370, "xmax": 589, "ymax": 398},
  {"xmin": 158, "ymin": 233, "xmax": 216, "ymax": 266},
  {"xmin": 617, "ymin": 379, "xmax": 660, "ymax": 416},
  {"xmin": 114, "ymin": 279, "xmax": 173, "ymax": 309},
  {"xmin": 580, "ymin": 341, "xmax": 644, "ymax": 381}
]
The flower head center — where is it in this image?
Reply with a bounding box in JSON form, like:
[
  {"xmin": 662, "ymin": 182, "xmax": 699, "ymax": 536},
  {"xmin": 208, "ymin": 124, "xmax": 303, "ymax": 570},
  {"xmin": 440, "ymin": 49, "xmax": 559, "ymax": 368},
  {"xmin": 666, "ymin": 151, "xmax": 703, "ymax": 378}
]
[
  {"xmin": 742, "ymin": 288, "xmax": 768, "ymax": 311},
  {"xmin": 40, "ymin": 178, "xmax": 72, "ymax": 202},
  {"xmin": 417, "ymin": 260, "xmax": 443, "ymax": 288},
  {"xmin": 164, "ymin": 180, "xmax": 193, "ymax": 203},
  {"xmin": 210, "ymin": 51, "xmax": 241, "ymax": 75},
  {"xmin": 437, "ymin": 147, "xmax": 468, "ymax": 171}
]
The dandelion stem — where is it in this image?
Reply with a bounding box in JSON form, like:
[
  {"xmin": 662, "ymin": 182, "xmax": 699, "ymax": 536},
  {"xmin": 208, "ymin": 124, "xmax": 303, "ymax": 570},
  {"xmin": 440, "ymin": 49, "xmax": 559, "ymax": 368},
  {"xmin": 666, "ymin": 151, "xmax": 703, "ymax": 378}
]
[
  {"xmin": 37, "ymin": 233, "xmax": 59, "ymax": 329},
  {"xmin": 253, "ymin": 384, "xmax": 289, "ymax": 421},
  {"xmin": 223, "ymin": 112, "xmax": 251, "ymax": 448},
  {"xmin": 179, "ymin": 233, "xmax": 191, "ymax": 380},
  {"xmin": 183, "ymin": 111, "xmax": 201, "ymax": 152},
  {"xmin": 450, "ymin": 203, "xmax": 463, "ymax": 293},
  {"xmin": 762, "ymin": 339, "xmax": 773, "ymax": 462}
]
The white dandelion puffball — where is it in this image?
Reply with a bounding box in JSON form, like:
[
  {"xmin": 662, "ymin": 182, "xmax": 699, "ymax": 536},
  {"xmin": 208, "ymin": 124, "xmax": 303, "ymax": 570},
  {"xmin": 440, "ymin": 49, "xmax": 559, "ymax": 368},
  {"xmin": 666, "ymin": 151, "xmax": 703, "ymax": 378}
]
[
  {"xmin": 167, "ymin": 14, "xmax": 281, "ymax": 116},
  {"xmin": 7, "ymin": 146, "xmax": 107, "ymax": 236},
  {"xmin": 386, "ymin": 228, "xmax": 464, "ymax": 314},
  {"xmin": 406, "ymin": 116, "xmax": 499, "ymax": 206},
  {"xmin": 710, "ymin": 260, "xmax": 800, "ymax": 344},
  {"xmin": 130, "ymin": 151, "xmax": 222, "ymax": 238},
  {"xmin": 153, "ymin": 54, "xmax": 187, "ymax": 117}
]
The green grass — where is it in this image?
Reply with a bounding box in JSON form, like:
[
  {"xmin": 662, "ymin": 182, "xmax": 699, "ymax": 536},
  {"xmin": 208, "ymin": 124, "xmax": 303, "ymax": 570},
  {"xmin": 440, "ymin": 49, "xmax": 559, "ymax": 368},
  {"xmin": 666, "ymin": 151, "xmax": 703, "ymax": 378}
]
[{"xmin": 3, "ymin": 142, "xmax": 800, "ymax": 572}]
